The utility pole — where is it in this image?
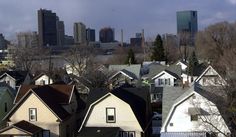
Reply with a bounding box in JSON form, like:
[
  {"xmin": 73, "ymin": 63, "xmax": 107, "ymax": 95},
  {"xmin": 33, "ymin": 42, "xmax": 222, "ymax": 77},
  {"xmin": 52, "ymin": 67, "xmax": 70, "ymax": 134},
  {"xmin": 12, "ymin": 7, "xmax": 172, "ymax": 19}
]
[
  {"xmin": 142, "ymin": 29, "xmax": 146, "ymax": 61},
  {"xmin": 121, "ymin": 29, "xmax": 124, "ymax": 47}
]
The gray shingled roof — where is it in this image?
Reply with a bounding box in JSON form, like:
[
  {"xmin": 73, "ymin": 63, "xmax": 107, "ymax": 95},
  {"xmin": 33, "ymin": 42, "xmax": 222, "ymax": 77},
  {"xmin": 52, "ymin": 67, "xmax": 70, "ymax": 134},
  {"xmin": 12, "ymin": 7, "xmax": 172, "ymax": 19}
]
[
  {"xmin": 142, "ymin": 64, "xmax": 182, "ymax": 80},
  {"xmin": 162, "ymin": 86, "xmax": 191, "ymax": 124},
  {"xmin": 108, "ymin": 64, "xmax": 141, "ymax": 79}
]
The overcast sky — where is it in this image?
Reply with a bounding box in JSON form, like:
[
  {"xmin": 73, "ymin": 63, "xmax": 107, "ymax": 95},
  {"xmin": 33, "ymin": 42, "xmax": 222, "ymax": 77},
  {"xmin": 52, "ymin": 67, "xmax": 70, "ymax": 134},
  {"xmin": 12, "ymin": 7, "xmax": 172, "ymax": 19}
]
[{"xmin": 0, "ymin": 0, "xmax": 236, "ymax": 42}]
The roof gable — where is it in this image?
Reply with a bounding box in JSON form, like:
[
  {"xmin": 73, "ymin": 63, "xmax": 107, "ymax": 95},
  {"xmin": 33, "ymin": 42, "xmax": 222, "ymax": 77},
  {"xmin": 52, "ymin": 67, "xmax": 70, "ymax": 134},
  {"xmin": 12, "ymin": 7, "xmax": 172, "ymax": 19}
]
[
  {"xmin": 109, "ymin": 64, "xmax": 141, "ymax": 79},
  {"xmin": 152, "ymin": 70, "xmax": 177, "ymax": 80},
  {"xmin": 195, "ymin": 65, "xmax": 225, "ymax": 83},
  {"xmin": 9, "ymin": 84, "xmax": 74, "ymax": 121},
  {"xmin": 0, "ymin": 71, "xmax": 28, "ymax": 85},
  {"xmin": 0, "ymin": 120, "xmax": 43, "ymax": 135},
  {"xmin": 79, "ymin": 87, "xmax": 149, "ymax": 132}
]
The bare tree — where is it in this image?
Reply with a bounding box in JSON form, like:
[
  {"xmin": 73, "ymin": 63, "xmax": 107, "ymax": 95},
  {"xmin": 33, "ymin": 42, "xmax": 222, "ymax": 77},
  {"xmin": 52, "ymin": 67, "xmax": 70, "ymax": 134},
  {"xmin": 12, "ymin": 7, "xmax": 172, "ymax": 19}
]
[
  {"xmin": 12, "ymin": 46, "xmax": 47, "ymax": 72},
  {"xmin": 195, "ymin": 21, "xmax": 236, "ymax": 136},
  {"xmin": 63, "ymin": 45, "xmax": 95, "ymax": 76}
]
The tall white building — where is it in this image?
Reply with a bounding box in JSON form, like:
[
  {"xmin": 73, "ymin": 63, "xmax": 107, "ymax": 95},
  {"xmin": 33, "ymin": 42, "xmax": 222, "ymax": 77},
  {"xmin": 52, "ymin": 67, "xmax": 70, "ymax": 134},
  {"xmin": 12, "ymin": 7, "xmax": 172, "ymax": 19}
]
[{"xmin": 74, "ymin": 22, "xmax": 86, "ymax": 44}]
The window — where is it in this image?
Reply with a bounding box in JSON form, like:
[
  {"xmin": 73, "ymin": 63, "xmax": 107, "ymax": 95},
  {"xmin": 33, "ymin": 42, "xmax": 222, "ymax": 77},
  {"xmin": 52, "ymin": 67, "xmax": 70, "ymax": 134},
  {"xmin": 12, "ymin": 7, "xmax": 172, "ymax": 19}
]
[
  {"xmin": 190, "ymin": 115, "xmax": 198, "ymax": 121},
  {"xmin": 43, "ymin": 130, "xmax": 50, "ymax": 137},
  {"xmin": 158, "ymin": 79, "xmax": 164, "ymax": 85},
  {"xmin": 4, "ymin": 102, "xmax": 7, "ymax": 112},
  {"xmin": 29, "ymin": 108, "xmax": 37, "ymax": 121},
  {"xmin": 119, "ymin": 131, "xmax": 135, "ymax": 137},
  {"xmin": 170, "ymin": 123, "xmax": 173, "ymax": 126},
  {"xmin": 106, "ymin": 108, "xmax": 116, "ymax": 123},
  {"xmin": 40, "ymin": 80, "xmax": 45, "ymax": 85}
]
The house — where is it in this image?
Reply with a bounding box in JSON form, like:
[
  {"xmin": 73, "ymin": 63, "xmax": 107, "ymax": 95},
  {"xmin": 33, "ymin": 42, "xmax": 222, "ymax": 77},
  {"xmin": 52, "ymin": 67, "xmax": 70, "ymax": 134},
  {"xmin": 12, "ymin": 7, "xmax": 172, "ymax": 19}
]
[
  {"xmin": 32, "ymin": 73, "xmax": 54, "ymax": 85},
  {"xmin": 142, "ymin": 64, "xmax": 182, "ymax": 87},
  {"xmin": 0, "ymin": 84, "xmax": 82, "ymax": 137},
  {"xmin": 108, "ymin": 64, "xmax": 141, "ymax": 87},
  {"xmin": 78, "ymin": 86, "xmax": 152, "ymax": 137},
  {"xmin": 161, "ymin": 85, "xmax": 230, "ymax": 137},
  {"xmin": 181, "ymin": 63, "xmax": 207, "ymax": 84},
  {"xmin": 0, "ymin": 71, "xmax": 31, "ymax": 90},
  {"xmin": 176, "ymin": 61, "xmax": 188, "ymax": 72},
  {"xmin": 0, "ymin": 82, "xmax": 16, "ymax": 128},
  {"xmin": 195, "ymin": 65, "xmax": 225, "ymax": 86}
]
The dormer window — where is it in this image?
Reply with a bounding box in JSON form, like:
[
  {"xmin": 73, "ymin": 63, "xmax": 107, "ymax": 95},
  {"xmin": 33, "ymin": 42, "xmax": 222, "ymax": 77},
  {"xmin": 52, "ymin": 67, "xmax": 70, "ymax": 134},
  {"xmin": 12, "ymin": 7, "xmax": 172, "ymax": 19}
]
[{"xmin": 106, "ymin": 108, "xmax": 116, "ymax": 123}]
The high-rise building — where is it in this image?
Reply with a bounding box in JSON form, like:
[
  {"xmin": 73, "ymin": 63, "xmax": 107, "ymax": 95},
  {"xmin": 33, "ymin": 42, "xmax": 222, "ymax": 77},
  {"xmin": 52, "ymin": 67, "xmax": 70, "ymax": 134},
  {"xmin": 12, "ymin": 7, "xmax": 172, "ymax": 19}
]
[
  {"xmin": 130, "ymin": 32, "xmax": 142, "ymax": 47},
  {"xmin": 56, "ymin": 20, "xmax": 65, "ymax": 46},
  {"xmin": 0, "ymin": 34, "xmax": 7, "ymax": 50},
  {"xmin": 99, "ymin": 27, "xmax": 115, "ymax": 43},
  {"xmin": 17, "ymin": 31, "xmax": 39, "ymax": 47},
  {"xmin": 86, "ymin": 28, "xmax": 95, "ymax": 42},
  {"xmin": 177, "ymin": 10, "xmax": 198, "ymax": 46},
  {"xmin": 38, "ymin": 9, "xmax": 58, "ymax": 47},
  {"xmin": 74, "ymin": 22, "xmax": 86, "ymax": 45}
]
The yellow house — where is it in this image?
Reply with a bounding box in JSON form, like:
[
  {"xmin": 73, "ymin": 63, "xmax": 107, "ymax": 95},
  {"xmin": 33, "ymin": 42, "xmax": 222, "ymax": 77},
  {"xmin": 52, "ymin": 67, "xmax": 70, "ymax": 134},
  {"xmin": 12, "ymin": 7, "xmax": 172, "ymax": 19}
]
[{"xmin": 0, "ymin": 84, "xmax": 80, "ymax": 137}]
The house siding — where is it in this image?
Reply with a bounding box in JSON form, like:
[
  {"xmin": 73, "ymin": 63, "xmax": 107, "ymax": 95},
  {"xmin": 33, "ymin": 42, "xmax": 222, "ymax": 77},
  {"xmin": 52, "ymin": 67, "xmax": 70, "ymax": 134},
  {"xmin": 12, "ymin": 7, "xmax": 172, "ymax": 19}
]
[
  {"xmin": 162, "ymin": 93, "xmax": 229, "ymax": 137},
  {"xmin": 84, "ymin": 94, "xmax": 143, "ymax": 137},
  {"xmin": 154, "ymin": 73, "xmax": 176, "ymax": 87},
  {"xmin": 0, "ymin": 75, "xmax": 16, "ymax": 89},
  {"xmin": 35, "ymin": 75, "xmax": 53, "ymax": 85},
  {"xmin": 9, "ymin": 93, "xmax": 60, "ymax": 137},
  {"xmin": 0, "ymin": 90, "xmax": 14, "ymax": 128}
]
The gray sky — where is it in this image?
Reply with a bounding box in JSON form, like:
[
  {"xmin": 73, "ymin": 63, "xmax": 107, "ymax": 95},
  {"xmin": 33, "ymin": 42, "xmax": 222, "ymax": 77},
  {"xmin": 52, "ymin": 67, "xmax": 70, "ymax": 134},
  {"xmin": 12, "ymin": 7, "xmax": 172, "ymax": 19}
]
[{"xmin": 0, "ymin": 0, "xmax": 236, "ymax": 42}]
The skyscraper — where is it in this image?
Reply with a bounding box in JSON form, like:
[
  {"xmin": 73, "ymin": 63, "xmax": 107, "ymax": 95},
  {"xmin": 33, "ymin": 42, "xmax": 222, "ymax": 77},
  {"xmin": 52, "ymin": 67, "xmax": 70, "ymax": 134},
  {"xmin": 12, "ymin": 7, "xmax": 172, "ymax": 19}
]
[
  {"xmin": 56, "ymin": 20, "xmax": 65, "ymax": 46},
  {"xmin": 17, "ymin": 31, "xmax": 39, "ymax": 47},
  {"xmin": 38, "ymin": 9, "xmax": 58, "ymax": 47},
  {"xmin": 0, "ymin": 34, "xmax": 7, "ymax": 50},
  {"xmin": 74, "ymin": 22, "xmax": 86, "ymax": 44},
  {"xmin": 177, "ymin": 10, "xmax": 198, "ymax": 46},
  {"xmin": 86, "ymin": 28, "xmax": 95, "ymax": 42},
  {"xmin": 99, "ymin": 27, "xmax": 115, "ymax": 43}
]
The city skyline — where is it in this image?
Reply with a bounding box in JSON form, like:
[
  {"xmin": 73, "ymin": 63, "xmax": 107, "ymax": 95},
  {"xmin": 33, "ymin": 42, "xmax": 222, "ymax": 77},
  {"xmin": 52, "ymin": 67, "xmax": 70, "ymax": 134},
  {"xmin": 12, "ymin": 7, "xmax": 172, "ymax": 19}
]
[{"xmin": 0, "ymin": 0, "xmax": 236, "ymax": 42}]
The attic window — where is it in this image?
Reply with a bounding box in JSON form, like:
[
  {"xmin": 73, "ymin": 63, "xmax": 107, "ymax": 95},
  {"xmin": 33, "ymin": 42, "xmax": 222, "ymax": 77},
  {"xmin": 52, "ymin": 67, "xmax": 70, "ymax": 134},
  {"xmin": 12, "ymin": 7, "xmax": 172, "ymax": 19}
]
[
  {"xmin": 29, "ymin": 108, "xmax": 37, "ymax": 121},
  {"xmin": 106, "ymin": 108, "xmax": 116, "ymax": 123},
  {"xmin": 170, "ymin": 123, "xmax": 173, "ymax": 126},
  {"xmin": 190, "ymin": 115, "xmax": 198, "ymax": 121}
]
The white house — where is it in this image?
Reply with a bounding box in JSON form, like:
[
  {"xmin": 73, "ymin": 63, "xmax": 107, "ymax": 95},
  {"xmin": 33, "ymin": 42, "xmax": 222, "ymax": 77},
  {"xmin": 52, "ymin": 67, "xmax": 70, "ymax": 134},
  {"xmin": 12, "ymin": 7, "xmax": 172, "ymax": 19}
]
[
  {"xmin": 0, "ymin": 71, "xmax": 31, "ymax": 90},
  {"xmin": 195, "ymin": 65, "xmax": 225, "ymax": 86},
  {"xmin": 176, "ymin": 61, "xmax": 188, "ymax": 72},
  {"xmin": 161, "ymin": 86, "xmax": 230, "ymax": 137},
  {"xmin": 78, "ymin": 87, "xmax": 152, "ymax": 137},
  {"xmin": 152, "ymin": 70, "xmax": 181, "ymax": 87},
  {"xmin": 33, "ymin": 73, "xmax": 53, "ymax": 85}
]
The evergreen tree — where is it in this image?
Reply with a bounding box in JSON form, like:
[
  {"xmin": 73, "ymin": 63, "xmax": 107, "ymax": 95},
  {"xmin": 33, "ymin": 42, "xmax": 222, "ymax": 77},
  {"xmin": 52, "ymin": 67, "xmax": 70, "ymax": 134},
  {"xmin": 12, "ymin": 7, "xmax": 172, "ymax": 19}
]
[
  {"xmin": 188, "ymin": 51, "xmax": 199, "ymax": 75},
  {"xmin": 125, "ymin": 49, "xmax": 136, "ymax": 64},
  {"xmin": 151, "ymin": 34, "xmax": 166, "ymax": 61}
]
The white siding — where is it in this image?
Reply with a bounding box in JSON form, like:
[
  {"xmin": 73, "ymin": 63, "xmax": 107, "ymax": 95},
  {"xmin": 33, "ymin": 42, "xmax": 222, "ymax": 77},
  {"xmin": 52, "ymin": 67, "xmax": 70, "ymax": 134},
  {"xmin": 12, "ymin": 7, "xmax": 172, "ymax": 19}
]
[
  {"xmin": 197, "ymin": 67, "xmax": 223, "ymax": 86},
  {"xmin": 154, "ymin": 72, "xmax": 176, "ymax": 87},
  {"xmin": 35, "ymin": 75, "xmax": 53, "ymax": 85},
  {"xmin": 0, "ymin": 75, "xmax": 16, "ymax": 89},
  {"xmin": 162, "ymin": 93, "xmax": 230, "ymax": 137},
  {"xmin": 85, "ymin": 94, "xmax": 143, "ymax": 137}
]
